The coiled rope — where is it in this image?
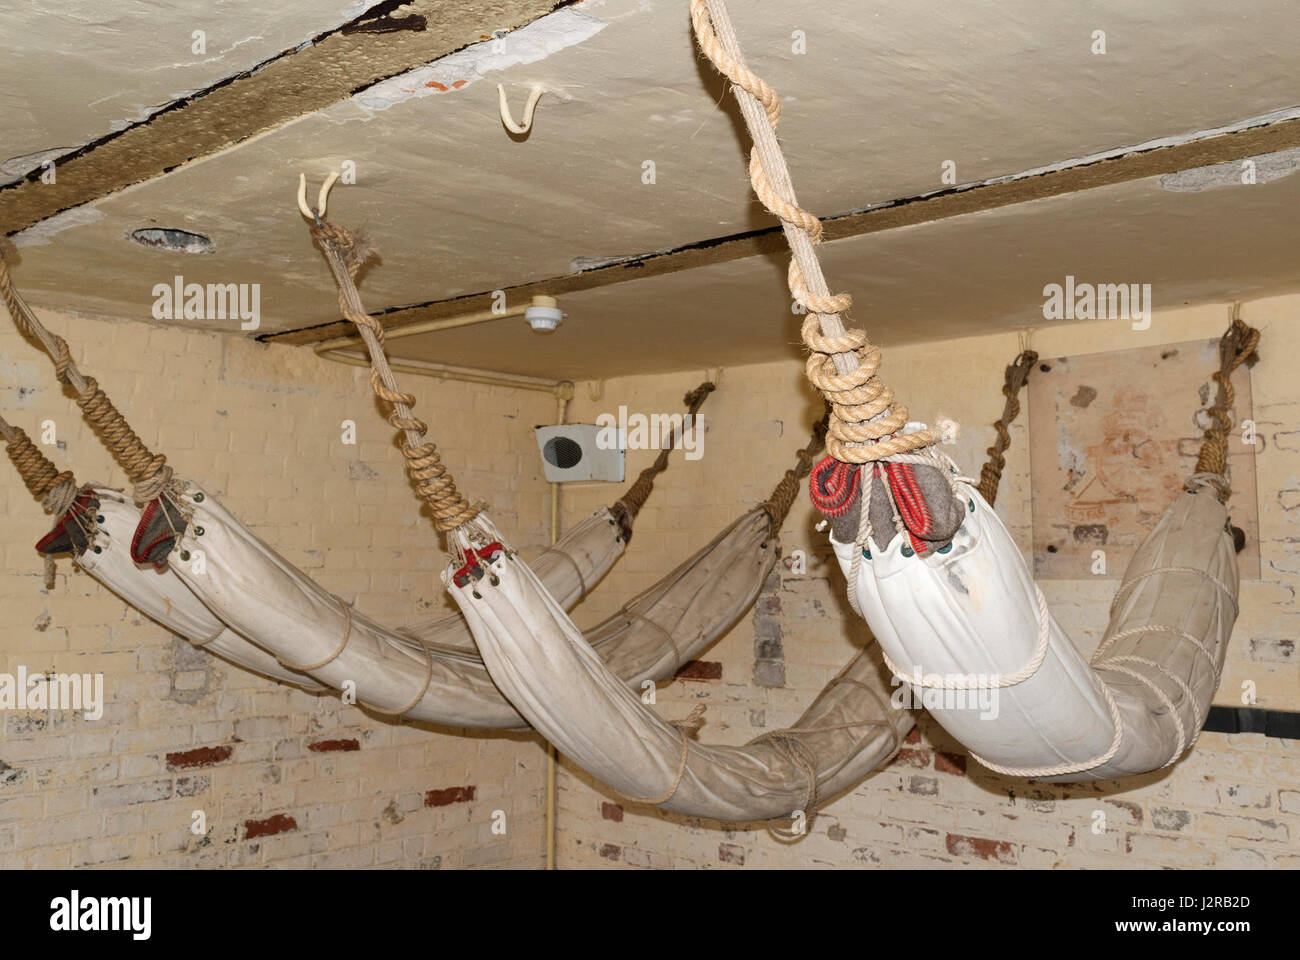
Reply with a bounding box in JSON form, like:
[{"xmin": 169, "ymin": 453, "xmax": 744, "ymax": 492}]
[
  {"xmin": 613, "ymin": 380, "xmax": 716, "ymax": 520},
  {"xmin": 759, "ymin": 409, "xmax": 829, "ymax": 529},
  {"xmin": 689, "ymin": 0, "xmax": 934, "ymax": 464},
  {"xmin": 1189, "ymin": 311, "xmax": 1260, "ymax": 500},
  {"xmin": 975, "ymin": 349, "xmax": 1038, "ymax": 506},
  {"xmin": 0, "ymin": 243, "xmax": 178, "ymax": 508},
  {"xmin": 308, "ymin": 220, "xmax": 483, "ymax": 535}
]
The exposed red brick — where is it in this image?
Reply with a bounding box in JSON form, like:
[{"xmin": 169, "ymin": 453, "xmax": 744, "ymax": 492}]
[
  {"xmin": 165, "ymin": 745, "xmax": 233, "ymax": 770},
  {"xmin": 934, "ymin": 752, "xmax": 967, "ymax": 776},
  {"xmin": 894, "ymin": 748, "xmax": 931, "ymax": 768},
  {"xmin": 244, "ymin": 813, "xmax": 297, "ymax": 839},
  {"xmin": 675, "ymin": 660, "xmax": 722, "ymax": 681},
  {"xmin": 1104, "ymin": 798, "xmax": 1144, "ymax": 826},
  {"xmin": 904, "ymin": 727, "xmax": 922, "ymax": 745},
  {"xmin": 424, "ymin": 785, "xmax": 476, "ymax": 808},
  {"xmin": 718, "ymin": 842, "xmax": 745, "ymax": 866},
  {"xmin": 945, "ymin": 833, "xmax": 1017, "ymax": 864},
  {"xmin": 601, "ymin": 801, "xmax": 624, "ymax": 822},
  {"xmin": 308, "ymin": 738, "xmax": 361, "ymax": 753},
  {"xmin": 599, "ymin": 843, "xmax": 621, "ymax": 861}
]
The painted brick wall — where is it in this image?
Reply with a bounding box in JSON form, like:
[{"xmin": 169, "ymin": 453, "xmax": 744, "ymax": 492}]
[
  {"xmin": 0, "ymin": 308, "xmax": 555, "ymax": 869},
  {"xmin": 556, "ymin": 296, "xmax": 1300, "ymax": 869}
]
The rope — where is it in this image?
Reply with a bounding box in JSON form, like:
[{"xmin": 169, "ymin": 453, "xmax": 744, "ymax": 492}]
[
  {"xmin": 689, "ymin": 0, "xmax": 934, "ymax": 464},
  {"xmin": 759, "ymin": 409, "xmax": 829, "ymax": 528},
  {"xmin": 879, "ymin": 585, "xmax": 1052, "ymax": 690},
  {"xmin": 0, "ymin": 413, "xmax": 77, "ymax": 511},
  {"xmin": 277, "ymin": 596, "xmax": 355, "ymax": 672},
  {"xmin": 1191, "ymin": 313, "xmax": 1260, "ymax": 498},
  {"xmin": 308, "ymin": 220, "xmax": 481, "ymax": 534},
  {"xmin": 975, "ymin": 350, "xmax": 1038, "ymax": 506},
  {"xmin": 0, "ymin": 244, "xmax": 178, "ymax": 508},
  {"xmin": 612, "ymin": 380, "xmax": 715, "ymax": 519}
]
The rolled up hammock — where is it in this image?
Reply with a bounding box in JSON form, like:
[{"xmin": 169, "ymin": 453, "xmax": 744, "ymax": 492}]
[
  {"xmin": 685, "ymin": 0, "xmax": 1257, "ymax": 783},
  {"xmin": 830, "ymin": 321, "xmax": 1256, "ymax": 780},
  {"xmin": 440, "ymin": 0, "xmax": 1259, "ymax": 830},
  {"xmin": 0, "ymin": 414, "xmax": 322, "ymax": 690},
  {"xmin": 2, "ymin": 223, "xmax": 828, "ymax": 732}
]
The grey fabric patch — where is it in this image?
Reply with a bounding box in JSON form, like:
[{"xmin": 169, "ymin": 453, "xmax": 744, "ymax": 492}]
[{"xmin": 830, "ymin": 464, "xmax": 964, "ymax": 554}]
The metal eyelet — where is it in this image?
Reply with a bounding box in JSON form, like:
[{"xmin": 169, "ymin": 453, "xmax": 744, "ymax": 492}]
[
  {"xmin": 968, "ymin": 499, "xmax": 976, "ymax": 512},
  {"xmin": 901, "ymin": 545, "xmax": 915, "ymax": 558},
  {"xmin": 179, "ymin": 550, "xmax": 191, "ymax": 562},
  {"xmin": 861, "ymin": 547, "xmax": 871, "ymax": 560},
  {"xmin": 472, "ymin": 590, "xmax": 482, "ymax": 599},
  {"xmin": 93, "ymin": 545, "xmax": 102, "ymax": 555},
  {"xmin": 938, "ymin": 542, "xmax": 953, "ymax": 554},
  {"xmin": 95, "ymin": 515, "xmax": 105, "ymax": 524},
  {"xmin": 194, "ymin": 526, "xmax": 205, "ymax": 536},
  {"xmin": 489, "ymin": 574, "xmax": 500, "ymax": 586},
  {"xmin": 194, "ymin": 493, "xmax": 205, "ymax": 503}
]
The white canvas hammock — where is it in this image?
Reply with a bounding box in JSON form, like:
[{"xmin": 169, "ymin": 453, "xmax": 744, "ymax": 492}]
[
  {"xmin": 0, "ymin": 420, "xmax": 321, "ymax": 690},
  {"xmin": 437, "ymin": 0, "xmax": 1258, "ymax": 823}
]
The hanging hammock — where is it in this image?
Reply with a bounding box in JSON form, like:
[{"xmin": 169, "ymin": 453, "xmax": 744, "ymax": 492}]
[
  {"xmin": 0, "ymin": 239, "xmax": 836, "ymax": 731},
  {"xmin": 832, "ymin": 319, "xmax": 1256, "ymax": 779},
  {"xmin": 0, "ymin": 413, "xmax": 322, "ymax": 690},
  {"xmin": 438, "ymin": 0, "xmax": 1259, "ymax": 829}
]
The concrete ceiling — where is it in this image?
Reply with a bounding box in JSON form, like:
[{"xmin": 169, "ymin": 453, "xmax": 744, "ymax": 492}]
[{"xmin": 4, "ymin": 0, "xmax": 1300, "ymax": 379}]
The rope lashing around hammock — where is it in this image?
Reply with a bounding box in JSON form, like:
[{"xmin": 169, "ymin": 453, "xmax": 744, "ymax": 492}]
[
  {"xmin": 305, "ymin": 215, "xmax": 482, "ymax": 536},
  {"xmin": 612, "ymin": 380, "xmax": 716, "ymax": 523},
  {"xmin": 975, "ymin": 349, "xmax": 1038, "ymax": 506},
  {"xmin": 0, "ymin": 243, "xmax": 181, "ymax": 513},
  {"xmin": 689, "ymin": 0, "xmax": 934, "ymax": 465},
  {"xmin": 1189, "ymin": 311, "xmax": 1261, "ymax": 500}
]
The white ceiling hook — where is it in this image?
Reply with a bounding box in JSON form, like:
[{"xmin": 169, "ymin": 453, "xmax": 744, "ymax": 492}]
[
  {"xmin": 497, "ymin": 83, "xmax": 544, "ymax": 135},
  {"xmin": 296, "ymin": 171, "xmax": 339, "ymax": 221}
]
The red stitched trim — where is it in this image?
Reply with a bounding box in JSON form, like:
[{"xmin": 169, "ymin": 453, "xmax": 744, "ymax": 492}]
[{"xmin": 34, "ymin": 492, "xmax": 96, "ymax": 555}]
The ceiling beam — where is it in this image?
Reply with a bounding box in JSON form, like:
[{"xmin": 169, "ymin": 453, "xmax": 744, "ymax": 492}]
[
  {"xmin": 0, "ymin": 0, "xmax": 574, "ymax": 237},
  {"xmin": 263, "ymin": 113, "xmax": 1300, "ymax": 347}
]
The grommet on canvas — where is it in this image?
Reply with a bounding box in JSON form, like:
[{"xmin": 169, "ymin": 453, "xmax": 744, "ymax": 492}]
[
  {"xmin": 193, "ymin": 493, "xmax": 205, "ymax": 503},
  {"xmin": 938, "ymin": 542, "xmax": 953, "ymax": 554},
  {"xmin": 194, "ymin": 526, "xmax": 205, "ymax": 536},
  {"xmin": 901, "ymin": 545, "xmax": 915, "ymax": 557},
  {"xmin": 179, "ymin": 550, "xmax": 191, "ymax": 562},
  {"xmin": 96, "ymin": 514, "xmax": 105, "ymax": 524}
]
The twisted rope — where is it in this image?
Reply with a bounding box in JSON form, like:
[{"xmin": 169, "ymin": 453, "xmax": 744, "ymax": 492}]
[
  {"xmin": 0, "ymin": 413, "xmax": 78, "ymax": 514},
  {"xmin": 1191, "ymin": 314, "xmax": 1260, "ymax": 499},
  {"xmin": 975, "ymin": 350, "xmax": 1038, "ymax": 506},
  {"xmin": 759, "ymin": 408, "xmax": 828, "ymax": 528},
  {"xmin": 613, "ymin": 380, "xmax": 715, "ymax": 520},
  {"xmin": 308, "ymin": 220, "xmax": 481, "ymax": 534},
  {"xmin": 0, "ymin": 244, "xmax": 176, "ymax": 507},
  {"xmin": 689, "ymin": 0, "xmax": 934, "ymax": 464}
]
